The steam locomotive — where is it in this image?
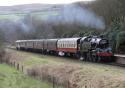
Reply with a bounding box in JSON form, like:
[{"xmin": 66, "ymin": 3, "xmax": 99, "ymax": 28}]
[{"xmin": 16, "ymin": 36, "xmax": 113, "ymax": 62}]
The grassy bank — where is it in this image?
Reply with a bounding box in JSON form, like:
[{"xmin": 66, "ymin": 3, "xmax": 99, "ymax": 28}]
[
  {"xmin": 0, "ymin": 63, "xmax": 51, "ymax": 88},
  {"xmin": 5, "ymin": 49, "xmax": 125, "ymax": 88}
]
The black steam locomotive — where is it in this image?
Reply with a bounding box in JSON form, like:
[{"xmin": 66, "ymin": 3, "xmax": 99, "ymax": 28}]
[{"xmin": 16, "ymin": 36, "xmax": 113, "ymax": 62}]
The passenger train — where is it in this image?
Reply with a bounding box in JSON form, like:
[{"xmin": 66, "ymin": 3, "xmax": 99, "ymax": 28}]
[{"xmin": 16, "ymin": 36, "xmax": 113, "ymax": 62}]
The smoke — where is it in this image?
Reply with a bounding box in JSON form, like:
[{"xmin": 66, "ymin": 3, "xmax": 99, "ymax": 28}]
[
  {"xmin": 0, "ymin": 3, "xmax": 106, "ymax": 43},
  {"xmin": 47, "ymin": 4, "xmax": 105, "ymax": 30},
  {"xmin": 16, "ymin": 20, "xmax": 30, "ymax": 32},
  {"xmin": 0, "ymin": 16, "xmax": 33, "ymax": 43},
  {"xmin": 0, "ymin": 19, "xmax": 30, "ymax": 32}
]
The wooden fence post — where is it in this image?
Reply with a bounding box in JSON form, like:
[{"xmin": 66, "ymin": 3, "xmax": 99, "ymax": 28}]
[
  {"xmin": 11, "ymin": 62, "xmax": 13, "ymax": 66},
  {"xmin": 17, "ymin": 63, "xmax": 19, "ymax": 70},
  {"xmin": 0, "ymin": 58, "xmax": 2, "ymax": 63},
  {"xmin": 53, "ymin": 76, "xmax": 55, "ymax": 88},
  {"xmin": 22, "ymin": 65, "xmax": 23, "ymax": 72},
  {"xmin": 67, "ymin": 80, "xmax": 70, "ymax": 88},
  {"xmin": 14, "ymin": 61, "xmax": 15, "ymax": 67},
  {"xmin": 41, "ymin": 71, "xmax": 43, "ymax": 80}
]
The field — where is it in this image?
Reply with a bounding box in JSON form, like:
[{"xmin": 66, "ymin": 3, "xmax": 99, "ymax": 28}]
[
  {"xmin": 0, "ymin": 11, "xmax": 59, "ymax": 21},
  {"xmin": 0, "ymin": 63, "xmax": 51, "ymax": 88},
  {"xmin": 4, "ymin": 48, "xmax": 125, "ymax": 88}
]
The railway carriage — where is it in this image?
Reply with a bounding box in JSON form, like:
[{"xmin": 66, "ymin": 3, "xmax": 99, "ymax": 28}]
[
  {"xmin": 33, "ymin": 40, "xmax": 44, "ymax": 49},
  {"xmin": 25, "ymin": 40, "xmax": 34, "ymax": 50},
  {"xmin": 43, "ymin": 39, "xmax": 48, "ymax": 51},
  {"xmin": 57, "ymin": 38, "xmax": 80, "ymax": 56},
  {"xmin": 33, "ymin": 39, "xmax": 44, "ymax": 52},
  {"xmin": 43, "ymin": 39, "xmax": 58, "ymax": 54},
  {"xmin": 16, "ymin": 40, "xmax": 27, "ymax": 50},
  {"xmin": 15, "ymin": 40, "xmax": 20, "ymax": 50}
]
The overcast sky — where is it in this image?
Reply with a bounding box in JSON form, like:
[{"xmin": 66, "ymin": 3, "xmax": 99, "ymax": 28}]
[{"xmin": 0, "ymin": 0, "xmax": 95, "ymax": 6}]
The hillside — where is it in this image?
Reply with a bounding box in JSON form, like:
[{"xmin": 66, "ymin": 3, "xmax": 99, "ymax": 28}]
[
  {"xmin": 0, "ymin": 1, "xmax": 124, "ymax": 53},
  {"xmin": 0, "ymin": 4, "xmax": 62, "ymax": 21},
  {"xmin": 0, "ymin": 4, "xmax": 63, "ymax": 14}
]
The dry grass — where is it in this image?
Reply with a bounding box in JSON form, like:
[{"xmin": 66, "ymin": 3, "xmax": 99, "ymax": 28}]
[
  {"xmin": 4, "ymin": 49, "xmax": 125, "ymax": 88},
  {"xmin": 27, "ymin": 64, "xmax": 125, "ymax": 88}
]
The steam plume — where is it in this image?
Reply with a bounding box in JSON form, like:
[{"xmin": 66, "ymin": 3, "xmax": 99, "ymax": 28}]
[{"xmin": 48, "ymin": 4, "xmax": 105, "ymax": 30}]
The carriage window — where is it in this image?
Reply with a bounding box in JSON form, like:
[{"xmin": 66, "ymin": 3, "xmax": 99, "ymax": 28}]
[
  {"xmin": 67, "ymin": 42, "xmax": 69, "ymax": 48},
  {"xmin": 69, "ymin": 43, "xmax": 71, "ymax": 48},
  {"xmin": 73, "ymin": 44, "xmax": 74, "ymax": 48},
  {"xmin": 62, "ymin": 42, "xmax": 63, "ymax": 48},
  {"xmin": 64, "ymin": 42, "xmax": 66, "ymax": 48},
  {"xmin": 61, "ymin": 43, "xmax": 62, "ymax": 48},
  {"xmin": 66, "ymin": 43, "xmax": 68, "ymax": 48},
  {"xmin": 60, "ymin": 43, "xmax": 61, "ymax": 48}
]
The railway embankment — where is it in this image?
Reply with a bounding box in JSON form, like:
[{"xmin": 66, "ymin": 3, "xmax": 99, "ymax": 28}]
[{"xmin": 3, "ymin": 48, "xmax": 125, "ymax": 88}]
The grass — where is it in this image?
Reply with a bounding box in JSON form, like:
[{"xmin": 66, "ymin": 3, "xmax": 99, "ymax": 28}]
[
  {"xmin": 6, "ymin": 48, "xmax": 125, "ymax": 88},
  {"xmin": 8, "ymin": 48, "xmax": 72, "ymax": 67},
  {"xmin": 23, "ymin": 56, "xmax": 58, "ymax": 67},
  {"xmin": 7, "ymin": 49, "xmax": 125, "ymax": 74},
  {"xmin": 8, "ymin": 49, "xmax": 125, "ymax": 75},
  {"xmin": 0, "ymin": 63, "xmax": 51, "ymax": 88}
]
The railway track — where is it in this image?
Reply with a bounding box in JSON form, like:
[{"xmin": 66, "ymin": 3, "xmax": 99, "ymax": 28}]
[
  {"xmin": 115, "ymin": 54, "xmax": 125, "ymax": 58},
  {"xmin": 8, "ymin": 47, "xmax": 125, "ymax": 67},
  {"xmin": 105, "ymin": 63, "xmax": 125, "ymax": 68},
  {"xmin": 114, "ymin": 54, "xmax": 125, "ymax": 66},
  {"xmin": 93, "ymin": 54, "xmax": 125, "ymax": 67}
]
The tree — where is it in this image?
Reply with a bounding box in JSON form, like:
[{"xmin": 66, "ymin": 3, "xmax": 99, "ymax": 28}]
[{"xmin": 0, "ymin": 29, "xmax": 5, "ymax": 58}]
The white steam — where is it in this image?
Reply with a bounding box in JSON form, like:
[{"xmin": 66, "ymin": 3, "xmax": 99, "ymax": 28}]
[{"xmin": 48, "ymin": 4, "xmax": 105, "ymax": 30}]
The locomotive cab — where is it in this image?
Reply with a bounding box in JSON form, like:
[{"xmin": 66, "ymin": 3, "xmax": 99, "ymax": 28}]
[{"xmin": 79, "ymin": 37, "xmax": 91, "ymax": 61}]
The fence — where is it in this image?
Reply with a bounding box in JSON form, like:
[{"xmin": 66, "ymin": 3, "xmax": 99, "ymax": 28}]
[
  {"xmin": 27, "ymin": 69, "xmax": 71, "ymax": 88},
  {"xmin": 0, "ymin": 56, "xmax": 71, "ymax": 88},
  {"xmin": 0, "ymin": 57, "xmax": 24, "ymax": 72}
]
